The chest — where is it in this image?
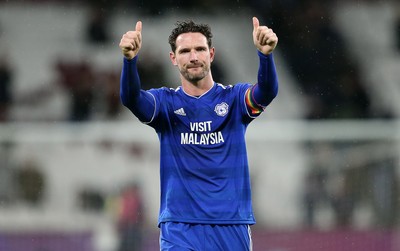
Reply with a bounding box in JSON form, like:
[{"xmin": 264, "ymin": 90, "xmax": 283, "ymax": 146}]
[{"xmin": 168, "ymin": 95, "xmax": 236, "ymax": 134}]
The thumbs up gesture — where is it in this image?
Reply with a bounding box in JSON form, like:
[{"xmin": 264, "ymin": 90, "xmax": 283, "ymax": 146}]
[
  {"xmin": 119, "ymin": 21, "xmax": 142, "ymax": 60},
  {"xmin": 252, "ymin": 17, "xmax": 278, "ymax": 55}
]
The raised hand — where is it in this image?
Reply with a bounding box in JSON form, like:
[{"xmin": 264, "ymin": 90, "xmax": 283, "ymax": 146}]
[
  {"xmin": 119, "ymin": 21, "xmax": 142, "ymax": 60},
  {"xmin": 252, "ymin": 17, "xmax": 278, "ymax": 55}
]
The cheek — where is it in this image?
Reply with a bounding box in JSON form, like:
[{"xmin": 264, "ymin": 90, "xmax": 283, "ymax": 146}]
[
  {"xmin": 175, "ymin": 59, "xmax": 183, "ymax": 67},
  {"xmin": 176, "ymin": 57, "xmax": 188, "ymax": 67},
  {"xmin": 171, "ymin": 54, "xmax": 183, "ymax": 66},
  {"xmin": 201, "ymin": 54, "xmax": 212, "ymax": 64}
]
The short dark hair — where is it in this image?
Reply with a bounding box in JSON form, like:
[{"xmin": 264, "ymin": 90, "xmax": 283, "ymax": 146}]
[{"xmin": 168, "ymin": 20, "xmax": 213, "ymax": 53}]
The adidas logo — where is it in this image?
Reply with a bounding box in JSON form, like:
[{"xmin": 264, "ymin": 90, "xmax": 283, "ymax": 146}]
[{"xmin": 174, "ymin": 108, "xmax": 186, "ymax": 116}]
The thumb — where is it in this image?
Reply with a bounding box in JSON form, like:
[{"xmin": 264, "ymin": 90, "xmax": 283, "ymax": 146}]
[
  {"xmin": 252, "ymin": 17, "xmax": 259, "ymax": 31},
  {"xmin": 135, "ymin": 21, "xmax": 142, "ymax": 32}
]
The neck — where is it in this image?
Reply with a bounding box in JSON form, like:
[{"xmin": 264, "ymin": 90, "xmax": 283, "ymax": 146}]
[{"xmin": 181, "ymin": 74, "xmax": 214, "ymax": 96}]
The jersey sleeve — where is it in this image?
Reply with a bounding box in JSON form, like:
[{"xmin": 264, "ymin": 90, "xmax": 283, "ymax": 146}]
[
  {"xmin": 120, "ymin": 56, "xmax": 158, "ymax": 123},
  {"xmin": 244, "ymin": 51, "xmax": 279, "ymax": 117}
]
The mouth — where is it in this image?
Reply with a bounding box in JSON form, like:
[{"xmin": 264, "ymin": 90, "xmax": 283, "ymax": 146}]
[{"xmin": 187, "ymin": 64, "xmax": 202, "ymax": 69}]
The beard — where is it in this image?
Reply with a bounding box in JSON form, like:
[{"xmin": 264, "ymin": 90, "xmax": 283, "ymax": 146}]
[{"xmin": 180, "ymin": 64, "xmax": 209, "ymax": 83}]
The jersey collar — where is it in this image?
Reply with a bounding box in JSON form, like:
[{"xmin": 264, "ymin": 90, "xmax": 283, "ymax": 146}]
[{"xmin": 179, "ymin": 82, "xmax": 216, "ymax": 99}]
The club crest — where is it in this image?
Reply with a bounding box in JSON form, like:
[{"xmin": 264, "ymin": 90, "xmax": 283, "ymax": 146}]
[{"xmin": 214, "ymin": 102, "xmax": 229, "ymax": 117}]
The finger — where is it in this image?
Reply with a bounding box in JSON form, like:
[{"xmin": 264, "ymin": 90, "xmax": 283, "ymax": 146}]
[
  {"xmin": 132, "ymin": 36, "xmax": 140, "ymax": 49},
  {"xmin": 124, "ymin": 31, "xmax": 141, "ymax": 46},
  {"xmin": 259, "ymin": 34, "xmax": 266, "ymax": 46},
  {"xmin": 135, "ymin": 21, "xmax": 142, "ymax": 32},
  {"xmin": 256, "ymin": 27, "xmax": 267, "ymax": 43},
  {"xmin": 124, "ymin": 31, "xmax": 137, "ymax": 39},
  {"xmin": 266, "ymin": 35, "xmax": 277, "ymax": 46},
  {"xmin": 263, "ymin": 28, "xmax": 275, "ymax": 43},
  {"xmin": 252, "ymin": 17, "xmax": 259, "ymax": 31},
  {"xmin": 119, "ymin": 36, "xmax": 131, "ymax": 48},
  {"xmin": 261, "ymin": 33, "xmax": 270, "ymax": 46},
  {"xmin": 119, "ymin": 40, "xmax": 133, "ymax": 50}
]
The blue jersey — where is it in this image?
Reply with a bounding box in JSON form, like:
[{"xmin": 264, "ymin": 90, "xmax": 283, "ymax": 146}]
[
  {"xmin": 147, "ymin": 83, "xmax": 257, "ymax": 225},
  {"xmin": 120, "ymin": 51, "xmax": 278, "ymax": 227}
]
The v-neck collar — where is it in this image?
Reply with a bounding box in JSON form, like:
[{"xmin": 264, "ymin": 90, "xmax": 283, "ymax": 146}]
[{"xmin": 179, "ymin": 82, "xmax": 216, "ymax": 99}]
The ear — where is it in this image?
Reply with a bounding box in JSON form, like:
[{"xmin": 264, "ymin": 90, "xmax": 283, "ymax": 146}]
[
  {"xmin": 169, "ymin": 51, "xmax": 177, "ymax": 66},
  {"xmin": 209, "ymin": 47, "xmax": 215, "ymax": 63}
]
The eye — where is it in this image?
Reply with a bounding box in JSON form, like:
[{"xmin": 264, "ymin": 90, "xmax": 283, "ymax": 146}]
[{"xmin": 179, "ymin": 49, "xmax": 190, "ymax": 54}]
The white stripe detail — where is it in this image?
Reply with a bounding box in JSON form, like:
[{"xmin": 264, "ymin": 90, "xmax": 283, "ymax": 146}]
[
  {"xmin": 248, "ymin": 225, "xmax": 253, "ymax": 251},
  {"xmin": 142, "ymin": 92, "xmax": 157, "ymax": 125}
]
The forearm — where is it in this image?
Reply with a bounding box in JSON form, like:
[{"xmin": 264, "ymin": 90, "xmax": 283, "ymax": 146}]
[
  {"xmin": 252, "ymin": 51, "xmax": 279, "ymax": 106},
  {"xmin": 120, "ymin": 56, "xmax": 141, "ymax": 107},
  {"xmin": 120, "ymin": 56, "xmax": 156, "ymax": 122}
]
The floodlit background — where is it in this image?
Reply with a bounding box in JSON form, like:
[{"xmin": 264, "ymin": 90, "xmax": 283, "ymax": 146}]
[{"xmin": 0, "ymin": 0, "xmax": 400, "ymax": 250}]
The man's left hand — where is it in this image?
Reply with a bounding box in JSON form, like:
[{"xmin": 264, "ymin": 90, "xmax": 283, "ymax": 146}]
[{"xmin": 252, "ymin": 17, "xmax": 278, "ymax": 55}]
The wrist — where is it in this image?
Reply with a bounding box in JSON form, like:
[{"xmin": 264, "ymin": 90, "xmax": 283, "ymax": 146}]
[
  {"xmin": 257, "ymin": 50, "xmax": 271, "ymax": 58},
  {"xmin": 124, "ymin": 55, "xmax": 138, "ymax": 63}
]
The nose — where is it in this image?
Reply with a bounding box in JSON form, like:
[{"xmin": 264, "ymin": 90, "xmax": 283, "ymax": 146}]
[{"xmin": 189, "ymin": 50, "xmax": 198, "ymax": 62}]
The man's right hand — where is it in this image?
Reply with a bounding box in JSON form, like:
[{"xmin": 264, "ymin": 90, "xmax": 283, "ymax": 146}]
[{"xmin": 119, "ymin": 21, "xmax": 142, "ymax": 60}]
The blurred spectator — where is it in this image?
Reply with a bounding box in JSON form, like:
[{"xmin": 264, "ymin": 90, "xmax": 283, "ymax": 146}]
[
  {"xmin": 325, "ymin": 142, "xmax": 370, "ymax": 229},
  {"xmin": 78, "ymin": 187, "xmax": 105, "ymax": 212},
  {"xmin": 0, "ymin": 141, "xmax": 16, "ymax": 206},
  {"xmin": 303, "ymin": 167, "xmax": 329, "ymax": 228},
  {"xmin": 369, "ymin": 155, "xmax": 399, "ymax": 228},
  {"xmin": 85, "ymin": 6, "xmax": 110, "ymax": 45},
  {"xmin": 103, "ymin": 70, "xmax": 122, "ymax": 119},
  {"xmin": 55, "ymin": 59, "xmax": 95, "ymax": 121},
  {"xmin": 15, "ymin": 157, "xmax": 46, "ymax": 206},
  {"xmin": 0, "ymin": 55, "xmax": 14, "ymax": 122},
  {"xmin": 116, "ymin": 182, "xmax": 144, "ymax": 251},
  {"xmin": 302, "ymin": 142, "xmax": 331, "ymax": 228},
  {"xmin": 328, "ymin": 169, "xmax": 355, "ymax": 229},
  {"xmin": 303, "ymin": 142, "xmax": 379, "ymax": 229}
]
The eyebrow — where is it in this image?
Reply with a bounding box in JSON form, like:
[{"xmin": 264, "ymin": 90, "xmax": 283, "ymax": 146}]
[{"xmin": 178, "ymin": 45, "xmax": 208, "ymax": 53}]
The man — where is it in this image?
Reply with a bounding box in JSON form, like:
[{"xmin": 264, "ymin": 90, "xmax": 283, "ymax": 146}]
[{"xmin": 119, "ymin": 17, "xmax": 278, "ymax": 250}]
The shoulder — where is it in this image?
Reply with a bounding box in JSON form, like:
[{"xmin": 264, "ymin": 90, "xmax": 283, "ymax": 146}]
[
  {"xmin": 148, "ymin": 86, "xmax": 180, "ymax": 96},
  {"xmin": 215, "ymin": 82, "xmax": 252, "ymax": 93}
]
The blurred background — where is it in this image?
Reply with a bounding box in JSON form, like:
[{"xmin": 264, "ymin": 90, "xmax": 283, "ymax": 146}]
[{"xmin": 0, "ymin": 0, "xmax": 400, "ymax": 250}]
